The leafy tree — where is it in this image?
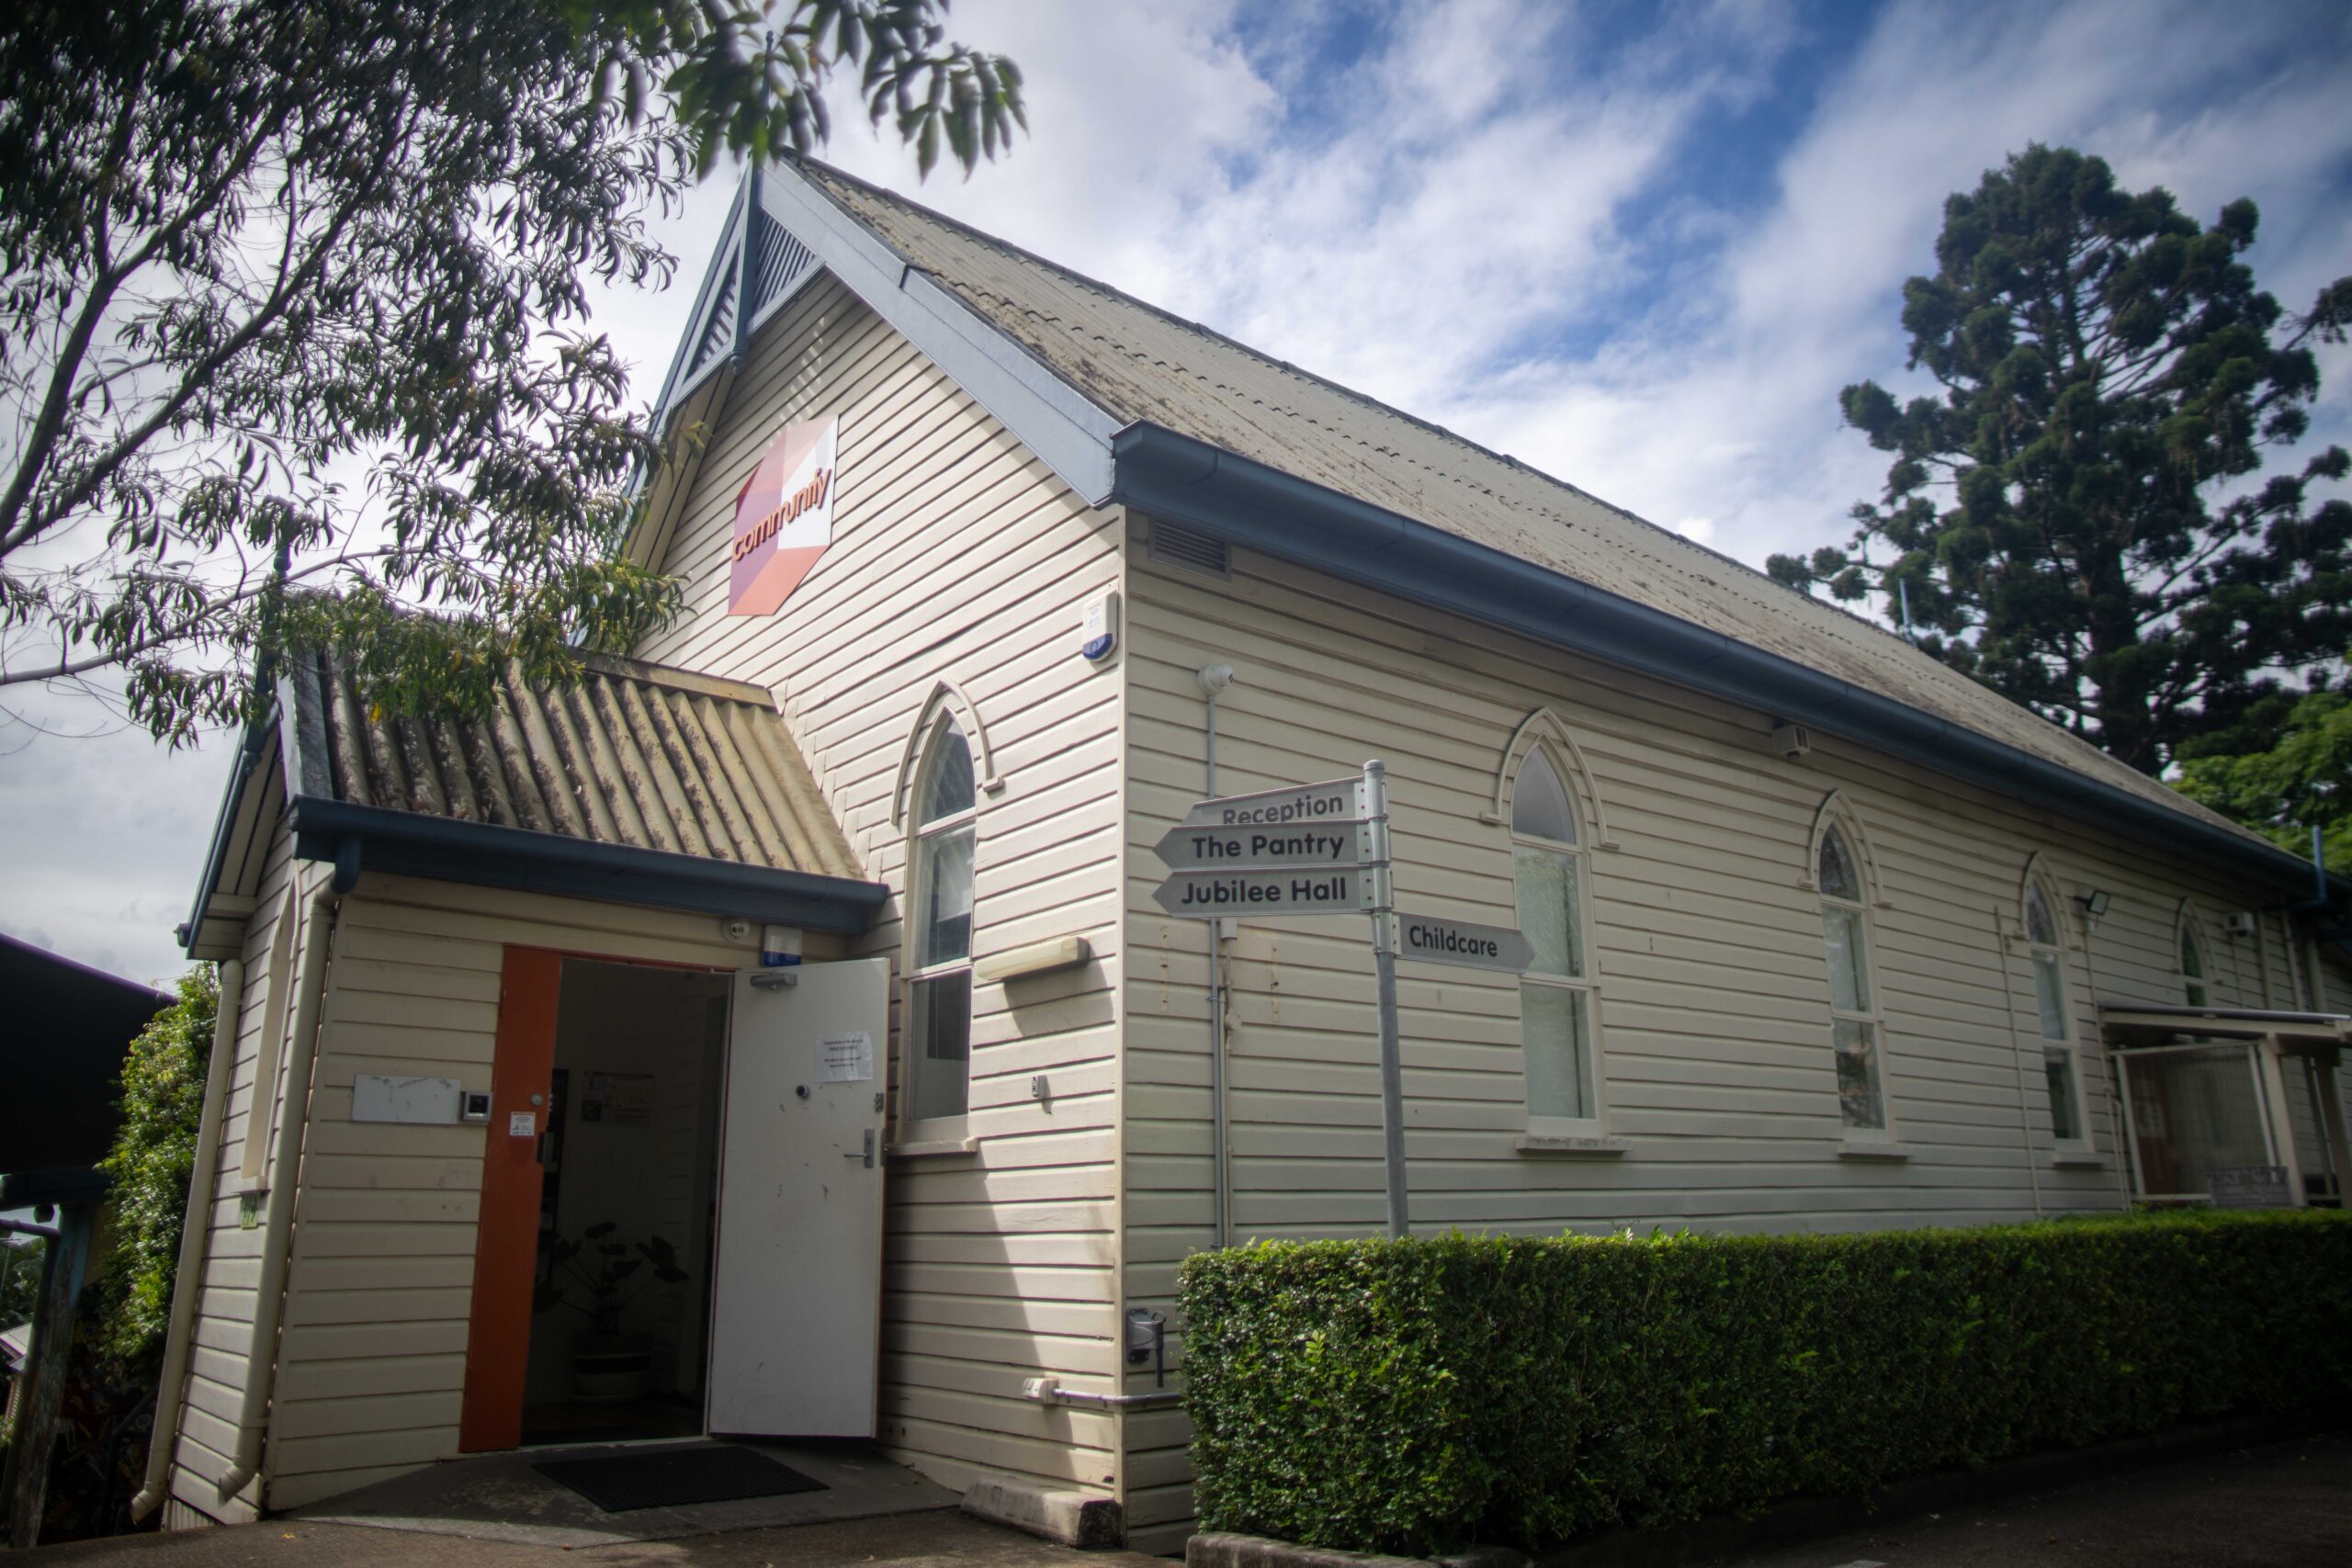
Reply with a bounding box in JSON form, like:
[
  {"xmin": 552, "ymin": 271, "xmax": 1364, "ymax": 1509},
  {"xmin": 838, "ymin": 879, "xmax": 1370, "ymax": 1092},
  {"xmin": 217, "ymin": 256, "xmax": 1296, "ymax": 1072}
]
[
  {"xmin": 0, "ymin": 1, "xmax": 1023, "ymax": 743},
  {"xmin": 93, "ymin": 965, "xmax": 216, "ymax": 1368},
  {"xmin": 2177, "ymin": 682, "xmax": 2352, "ymax": 874},
  {"xmin": 1770, "ymin": 145, "xmax": 2352, "ymax": 776}
]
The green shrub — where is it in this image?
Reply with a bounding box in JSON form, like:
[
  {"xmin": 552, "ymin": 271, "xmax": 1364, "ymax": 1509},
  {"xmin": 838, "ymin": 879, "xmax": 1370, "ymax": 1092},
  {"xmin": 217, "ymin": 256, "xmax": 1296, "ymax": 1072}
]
[
  {"xmin": 1178, "ymin": 1213, "xmax": 2352, "ymax": 1554},
  {"xmin": 95, "ymin": 965, "xmax": 216, "ymax": 1368}
]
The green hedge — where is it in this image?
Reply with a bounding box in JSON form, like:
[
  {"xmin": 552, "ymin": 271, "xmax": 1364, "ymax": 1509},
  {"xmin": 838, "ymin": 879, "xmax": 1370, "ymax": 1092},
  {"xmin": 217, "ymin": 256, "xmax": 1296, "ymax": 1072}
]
[{"xmin": 1177, "ymin": 1213, "xmax": 2352, "ymax": 1554}]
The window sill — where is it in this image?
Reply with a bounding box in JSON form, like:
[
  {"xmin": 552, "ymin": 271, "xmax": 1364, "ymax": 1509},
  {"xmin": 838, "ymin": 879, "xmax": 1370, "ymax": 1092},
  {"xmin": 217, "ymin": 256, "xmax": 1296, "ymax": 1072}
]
[
  {"xmin": 890, "ymin": 1135, "xmax": 980, "ymax": 1159},
  {"xmin": 1516, "ymin": 1134, "xmax": 1629, "ymax": 1157},
  {"xmin": 2050, "ymin": 1153, "xmax": 2106, "ymax": 1169},
  {"xmin": 1838, "ymin": 1141, "xmax": 1908, "ymax": 1161}
]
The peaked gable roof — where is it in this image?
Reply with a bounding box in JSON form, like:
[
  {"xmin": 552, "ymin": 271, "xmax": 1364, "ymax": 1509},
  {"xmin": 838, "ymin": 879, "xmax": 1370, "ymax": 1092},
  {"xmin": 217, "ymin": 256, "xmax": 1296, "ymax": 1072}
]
[{"xmin": 632, "ymin": 157, "xmax": 2326, "ymax": 902}]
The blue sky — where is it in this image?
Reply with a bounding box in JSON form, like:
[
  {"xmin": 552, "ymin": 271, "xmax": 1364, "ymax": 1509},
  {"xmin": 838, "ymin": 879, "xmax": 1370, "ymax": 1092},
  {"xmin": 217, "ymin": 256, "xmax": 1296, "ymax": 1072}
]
[{"xmin": 5, "ymin": 0, "xmax": 2350, "ymax": 984}]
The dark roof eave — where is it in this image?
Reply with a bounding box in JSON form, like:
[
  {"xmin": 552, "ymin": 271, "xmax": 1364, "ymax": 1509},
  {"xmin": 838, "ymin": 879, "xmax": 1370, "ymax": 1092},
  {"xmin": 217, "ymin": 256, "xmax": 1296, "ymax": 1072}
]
[
  {"xmin": 287, "ymin": 795, "xmax": 888, "ymax": 936},
  {"xmin": 1111, "ymin": 422, "xmax": 2341, "ymax": 910}
]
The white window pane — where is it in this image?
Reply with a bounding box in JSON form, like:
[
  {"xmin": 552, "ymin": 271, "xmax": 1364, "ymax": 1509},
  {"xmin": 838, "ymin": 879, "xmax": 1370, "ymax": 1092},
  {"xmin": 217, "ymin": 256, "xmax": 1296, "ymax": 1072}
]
[
  {"xmin": 2031, "ymin": 949, "xmax": 2068, "ymax": 1040},
  {"xmin": 1833, "ymin": 1017, "xmax": 1884, "ymax": 1131},
  {"xmin": 917, "ymin": 823, "xmax": 974, "ymax": 967},
  {"xmin": 2025, "ymin": 883, "xmax": 2057, "ymax": 946},
  {"xmin": 906, "ymin": 970, "xmax": 971, "ymax": 1122},
  {"xmin": 1513, "ymin": 844, "xmax": 1584, "ymax": 979},
  {"xmin": 920, "ymin": 721, "xmax": 975, "ymax": 823},
  {"xmin": 1821, "ymin": 905, "xmax": 1870, "ymax": 1014},
  {"xmin": 1511, "ymin": 749, "xmax": 1577, "ymax": 844},
  {"xmin": 2043, "ymin": 1047, "xmax": 2082, "ymax": 1141},
  {"xmin": 1521, "ymin": 983, "xmax": 1590, "ymax": 1121},
  {"xmin": 1817, "ymin": 826, "xmax": 1861, "ymax": 902}
]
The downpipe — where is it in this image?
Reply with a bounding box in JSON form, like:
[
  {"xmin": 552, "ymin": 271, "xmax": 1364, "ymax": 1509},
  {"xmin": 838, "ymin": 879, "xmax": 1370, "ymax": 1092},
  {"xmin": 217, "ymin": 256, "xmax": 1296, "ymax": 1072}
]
[
  {"xmin": 216, "ymin": 874, "xmax": 338, "ymax": 1505},
  {"xmin": 1198, "ymin": 663, "xmax": 1237, "ymax": 1248},
  {"xmin": 128, "ymin": 956, "xmax": 247, "ymax": 1523}
]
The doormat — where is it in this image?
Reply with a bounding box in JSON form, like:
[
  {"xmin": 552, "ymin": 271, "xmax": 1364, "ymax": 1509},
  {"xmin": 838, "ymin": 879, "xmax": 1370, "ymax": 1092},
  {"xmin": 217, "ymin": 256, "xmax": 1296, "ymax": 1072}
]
[{"xmin": 533, "ymin": 1445, "xmax": 826, "ymax": 1512}]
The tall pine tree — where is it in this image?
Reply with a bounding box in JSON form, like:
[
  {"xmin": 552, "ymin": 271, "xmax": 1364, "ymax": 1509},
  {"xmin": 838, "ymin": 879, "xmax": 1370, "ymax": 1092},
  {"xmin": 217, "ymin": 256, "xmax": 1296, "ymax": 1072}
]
[{"xmin": 1770, "ymin": 145, "xmax": 2352, "ymax": 775}]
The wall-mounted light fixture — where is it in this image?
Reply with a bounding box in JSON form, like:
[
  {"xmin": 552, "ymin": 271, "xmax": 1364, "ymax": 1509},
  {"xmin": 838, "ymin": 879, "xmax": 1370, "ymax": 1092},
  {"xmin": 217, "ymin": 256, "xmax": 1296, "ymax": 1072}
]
[{"xmin": 2075, "ymin": 888, "xmax": 2112, "ymax": 919}]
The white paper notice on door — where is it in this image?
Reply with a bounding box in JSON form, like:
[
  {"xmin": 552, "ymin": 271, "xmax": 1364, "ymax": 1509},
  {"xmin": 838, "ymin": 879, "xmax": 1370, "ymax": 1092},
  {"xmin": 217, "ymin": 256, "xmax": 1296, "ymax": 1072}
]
[{"xmin": 818, "ymin": 1031, "xmax": 874, "ymax": 1083}]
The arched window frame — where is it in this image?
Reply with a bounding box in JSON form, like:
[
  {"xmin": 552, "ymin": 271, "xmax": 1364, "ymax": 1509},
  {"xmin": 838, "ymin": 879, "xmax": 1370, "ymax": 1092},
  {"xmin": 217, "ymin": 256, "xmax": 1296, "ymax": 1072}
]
[
  {"xmin": 2020, "ymin": 858, "xmax": 2091, "ymax": 1151},
  {"xmin": 1808, "ymin": 799, "xmax": 1896, "ymax": 1141},
  {"xmin": 901, "ymin": 709, "xmax": 978, "ymax": 1141},
  {"xmin": 1509, "ymin": 737, "xmax": 1606, "ymax": 1135},
  {"xmin": 2174, "ymin": 901, "xmax": 2211, "ymax": 1009}
]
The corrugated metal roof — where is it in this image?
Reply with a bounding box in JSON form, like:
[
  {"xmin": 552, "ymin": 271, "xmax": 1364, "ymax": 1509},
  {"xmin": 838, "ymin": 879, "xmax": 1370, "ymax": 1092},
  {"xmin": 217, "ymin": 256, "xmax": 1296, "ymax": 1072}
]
[
  {"xmin": 285, "ymin": 650, "xmax": 863, "ymax": 883},
  {"xmin": 787, "ymin": 161, "xmax": 2258, "ymax": 847}
]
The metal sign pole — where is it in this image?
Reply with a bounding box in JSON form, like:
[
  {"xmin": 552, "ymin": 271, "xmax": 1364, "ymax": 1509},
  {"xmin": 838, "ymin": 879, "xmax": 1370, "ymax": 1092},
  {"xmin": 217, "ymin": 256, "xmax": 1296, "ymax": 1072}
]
[{"xmin": 1363, "ymin": 759, "xmax": 1408, "ymax": 1238}]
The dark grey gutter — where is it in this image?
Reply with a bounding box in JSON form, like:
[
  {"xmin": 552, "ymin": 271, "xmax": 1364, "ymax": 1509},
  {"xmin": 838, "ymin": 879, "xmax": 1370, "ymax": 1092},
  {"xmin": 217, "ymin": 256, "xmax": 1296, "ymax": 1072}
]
[
  {"xmin": 1112, "ymin": 422, "xmax": 2347, "ymax": 915},
  {"xmin": 286, "ymin": 795, "xmax": 888, "ymax": 935}
]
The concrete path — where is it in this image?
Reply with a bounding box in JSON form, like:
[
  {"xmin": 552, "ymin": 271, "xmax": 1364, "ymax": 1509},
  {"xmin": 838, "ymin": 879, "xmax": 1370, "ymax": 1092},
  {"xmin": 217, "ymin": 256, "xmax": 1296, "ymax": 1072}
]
[
  {"xmin": 9, "ymin": 1503, "xmax": 1166, "ymax": 1568},
  {"xmin": 1721, "ymin": 1431, "xmax": 2352, "ymax": 1567}
]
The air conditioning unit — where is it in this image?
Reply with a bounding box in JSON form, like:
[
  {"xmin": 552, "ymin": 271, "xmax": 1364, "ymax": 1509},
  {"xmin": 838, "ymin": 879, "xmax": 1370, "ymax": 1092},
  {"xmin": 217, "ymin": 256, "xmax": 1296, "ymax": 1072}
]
[
  {"xmin": 2222, "ymin": 911, "xmax": 2257, "ymax": 939},
  {"xmin": 1769, "ymin": 722, "xmax": 1813, "ymax": 761}
]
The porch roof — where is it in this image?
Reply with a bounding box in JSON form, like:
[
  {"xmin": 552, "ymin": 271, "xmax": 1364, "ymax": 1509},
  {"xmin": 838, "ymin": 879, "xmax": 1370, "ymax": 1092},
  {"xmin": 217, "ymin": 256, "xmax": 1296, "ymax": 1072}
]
[
  {"xmin": 181, "ymin": 651, "xmax": 887, "ymax": 955},
  {"xmin": 2098, "ymin": 1002, "xmax": 2352, "ymax": 1051}
]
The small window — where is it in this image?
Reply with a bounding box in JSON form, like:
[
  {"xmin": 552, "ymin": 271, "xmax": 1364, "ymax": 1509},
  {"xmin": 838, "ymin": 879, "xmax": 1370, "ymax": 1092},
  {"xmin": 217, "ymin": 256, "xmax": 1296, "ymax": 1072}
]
[
  {"xmin": 2179, "ymin": 919, "xmax": 2209, "ymax": 1008},
  {"xmin": 2023, "ymin": 878, "xmax": 2086, "ymax": 1144},
  {"xmin": 1512, "ymin": 748, "xmax": 1599, "ymax": 1126},
  {"xmin": 1816, "ymin": 824, "xmax": 1887, "ymax": 1132},
  {"xmin": 905, "ymin": 716, "xmax": 977, "ymax": 1129}
]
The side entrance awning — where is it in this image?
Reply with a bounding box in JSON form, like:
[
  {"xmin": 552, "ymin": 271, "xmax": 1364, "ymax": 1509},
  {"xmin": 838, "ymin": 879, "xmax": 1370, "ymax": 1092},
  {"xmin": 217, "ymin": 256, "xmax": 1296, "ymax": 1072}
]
[
  {"xmin": 2098, "ymin": 1003, "xmax": 2350, "ymax": 1209},
  {"xmin": 181, "ymin": 651, "xmax": 886, "ymax": 957}
]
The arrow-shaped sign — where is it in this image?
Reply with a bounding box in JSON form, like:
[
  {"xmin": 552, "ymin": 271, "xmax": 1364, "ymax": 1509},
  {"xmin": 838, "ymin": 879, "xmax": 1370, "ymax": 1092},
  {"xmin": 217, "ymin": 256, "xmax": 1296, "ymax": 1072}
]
[
  {"xmin": 1394, "ymin": 910, "xmax": 1533, "ymax": 973},
  {"xmin": 1182, "ymin": 776, "xmax": 1364, "ymax": 830},
  {"xmin": 1152, "ymin": 867, "xmax": 1374, "ymax": 919},
  {"xmin": 1154, "ymin": 821, "xmax": 1371, "ymax": 871}
]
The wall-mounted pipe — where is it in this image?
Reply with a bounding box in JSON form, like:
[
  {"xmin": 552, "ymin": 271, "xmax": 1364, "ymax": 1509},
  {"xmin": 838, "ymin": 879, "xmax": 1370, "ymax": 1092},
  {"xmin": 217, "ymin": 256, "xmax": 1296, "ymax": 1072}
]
[
  {"xmin": 216, "ymin": 874, "xmax": 338, "ymax": 1505},
  {"xmin": 1022, "ymin": 1377, "xmax": 1183, "ymax": 1412},
  {"xmin": 128, "ymin": 955, "xmax": 246, "ymax": 1522},
  {"xmin": 1198, "ymin": 663, "xmax": 1237, "ymax": 1248}
]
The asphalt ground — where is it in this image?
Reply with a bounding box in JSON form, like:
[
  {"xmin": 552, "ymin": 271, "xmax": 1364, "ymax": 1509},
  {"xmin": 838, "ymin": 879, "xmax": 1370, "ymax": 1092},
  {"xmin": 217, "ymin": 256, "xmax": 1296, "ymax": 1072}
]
[
  {"xmin": 10, "ymin": 1433, "xmax": 2346, "ymax": 1566},
  {"xmin": 1720, "ymin": 1430, "xmax": 2352, "ymax": 1567}
]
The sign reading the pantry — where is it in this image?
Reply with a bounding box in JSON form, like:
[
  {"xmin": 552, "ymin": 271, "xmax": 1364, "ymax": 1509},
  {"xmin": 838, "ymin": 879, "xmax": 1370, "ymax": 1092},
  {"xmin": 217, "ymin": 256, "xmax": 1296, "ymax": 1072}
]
[{"xmin": 728, "ymin": 415, "xmax": 840, "ymax": 615}]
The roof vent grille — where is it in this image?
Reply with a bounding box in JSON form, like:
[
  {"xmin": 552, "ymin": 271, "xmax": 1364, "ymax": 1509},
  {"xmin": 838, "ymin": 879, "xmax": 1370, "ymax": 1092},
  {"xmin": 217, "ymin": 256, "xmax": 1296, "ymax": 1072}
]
[{"xmin": 1149, "ymin": 521, "xmax": 1231, "ymax": 579}]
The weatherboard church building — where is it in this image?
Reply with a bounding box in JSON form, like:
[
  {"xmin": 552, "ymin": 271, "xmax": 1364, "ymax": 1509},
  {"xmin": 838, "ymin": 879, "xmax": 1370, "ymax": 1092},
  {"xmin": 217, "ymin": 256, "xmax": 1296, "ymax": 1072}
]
[{"xmin": 146, "ymin": 157, "xmax": 2352, "ymax": 1548}]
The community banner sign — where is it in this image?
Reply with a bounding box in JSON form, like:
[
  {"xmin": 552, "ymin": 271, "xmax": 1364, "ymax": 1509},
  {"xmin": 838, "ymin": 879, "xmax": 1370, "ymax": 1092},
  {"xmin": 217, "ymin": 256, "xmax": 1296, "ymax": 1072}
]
[{"xmin": 728, "ymin": 415, "xmax": 839, "ymax": 615}]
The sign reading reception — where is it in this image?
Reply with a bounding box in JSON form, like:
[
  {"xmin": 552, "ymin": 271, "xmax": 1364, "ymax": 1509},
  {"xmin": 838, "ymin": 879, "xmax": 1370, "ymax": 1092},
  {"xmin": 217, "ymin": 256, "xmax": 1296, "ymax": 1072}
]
[{"xmin": 728, "ymin": 415, "xmax": 839, "ymax": 615}]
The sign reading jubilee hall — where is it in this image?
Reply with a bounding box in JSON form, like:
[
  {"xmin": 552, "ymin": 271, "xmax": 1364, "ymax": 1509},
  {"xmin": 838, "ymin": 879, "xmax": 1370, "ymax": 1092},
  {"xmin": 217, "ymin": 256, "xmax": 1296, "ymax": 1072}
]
[{"xmin": 728, "ymin": 415, "xmax": 840, "ymax": 615}]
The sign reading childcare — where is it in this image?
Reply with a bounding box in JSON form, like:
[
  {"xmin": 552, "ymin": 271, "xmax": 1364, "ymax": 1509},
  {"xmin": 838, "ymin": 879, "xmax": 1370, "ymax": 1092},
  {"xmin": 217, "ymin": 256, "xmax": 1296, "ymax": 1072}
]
[
  {"xmin": 1396, "ymin": 911, "xmax": 1533, "ymax": 973},
  {"xmin": 728, "ymin": 415, "xmax": 839, "ymax": 615}
]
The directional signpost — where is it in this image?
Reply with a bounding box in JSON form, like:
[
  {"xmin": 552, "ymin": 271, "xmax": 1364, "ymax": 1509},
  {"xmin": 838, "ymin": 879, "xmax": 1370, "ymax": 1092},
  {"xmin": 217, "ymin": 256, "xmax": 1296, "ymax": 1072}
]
[{"xmin": 1153, "ymin": 763, "xmax": 1535, "ymax": 1240}]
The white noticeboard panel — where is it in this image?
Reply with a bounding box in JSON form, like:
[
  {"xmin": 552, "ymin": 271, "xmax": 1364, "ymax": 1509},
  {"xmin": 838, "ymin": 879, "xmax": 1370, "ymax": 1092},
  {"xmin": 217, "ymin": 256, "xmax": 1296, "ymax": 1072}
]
[{"xmin": 351, "ymin": 1074, "xmax": 462, "ymax": 1124}]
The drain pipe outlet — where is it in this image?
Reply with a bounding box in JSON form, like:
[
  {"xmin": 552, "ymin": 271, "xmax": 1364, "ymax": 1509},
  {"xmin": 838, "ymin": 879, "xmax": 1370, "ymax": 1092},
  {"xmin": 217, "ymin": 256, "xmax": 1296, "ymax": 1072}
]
[
  {"xmin": 216, "ymin": 875, "xmax": 337, "ymax": 1505},
  {"xmin": 130, "ymin": 955, "xmax": 247, "ymax": 1522}
]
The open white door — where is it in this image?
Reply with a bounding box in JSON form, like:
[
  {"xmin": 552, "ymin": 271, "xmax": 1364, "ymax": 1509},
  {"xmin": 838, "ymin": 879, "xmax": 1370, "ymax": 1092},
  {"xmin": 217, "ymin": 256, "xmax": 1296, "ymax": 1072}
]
[{"xmin": 707, "ymin": 957, "xmax": 890, "ymax": 1436}]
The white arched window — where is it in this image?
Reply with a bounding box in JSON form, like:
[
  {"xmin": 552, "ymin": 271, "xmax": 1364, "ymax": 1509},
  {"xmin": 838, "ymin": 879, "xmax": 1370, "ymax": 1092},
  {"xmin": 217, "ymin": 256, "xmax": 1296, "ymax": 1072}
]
[
  {"xmin": 2023, "ymin": 875, "xmax": 2086, "ymax": 1145},
  {"xmin": 1816, "ymin": 823, "xmax": 1889, "ymax": 1133},
  {"xmin": 905, "ymin": 715, "xmax": 977, "ymax": 1130},
  {"xmin": 1512, "ymin": 747, "xmax": 1600, "ymax": 1128},
  {"xmin": 2177, "ymin": 910, "xmax": 2210, "ymax": 1008}
]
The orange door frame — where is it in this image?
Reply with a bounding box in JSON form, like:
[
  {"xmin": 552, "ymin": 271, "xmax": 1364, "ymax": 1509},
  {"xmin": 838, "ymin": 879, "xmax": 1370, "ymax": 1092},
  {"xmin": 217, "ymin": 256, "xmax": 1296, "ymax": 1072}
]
[{"xmin": 457, "ymin": 946, "xmax": 562, "ymax": 1451}]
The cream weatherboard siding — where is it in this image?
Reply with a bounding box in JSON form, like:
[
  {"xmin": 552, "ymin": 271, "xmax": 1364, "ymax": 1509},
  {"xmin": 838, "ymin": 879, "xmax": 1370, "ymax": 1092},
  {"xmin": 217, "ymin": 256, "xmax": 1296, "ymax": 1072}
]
[
  {"xmin": 170, "ymin": 863, "xmax": 808, "ymax": 1518},
  {"xmin": 630, "ymin": 273, "xmax": 1131, "ymax": 1501},
  {"xmin": 166, "ymin": 781, "xmax": 300, "ymax": 1527},
  {"xmin": 1113, "ymin": 523, "xmax": 2346, "ymax": 1546}
]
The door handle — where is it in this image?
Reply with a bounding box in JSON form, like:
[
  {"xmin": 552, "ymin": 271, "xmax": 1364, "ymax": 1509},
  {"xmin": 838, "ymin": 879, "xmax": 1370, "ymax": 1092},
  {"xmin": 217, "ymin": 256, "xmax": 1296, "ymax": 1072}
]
[{"xmin": 843, "ymin": 1128, "xmax": 876, "ymax": 1168}]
